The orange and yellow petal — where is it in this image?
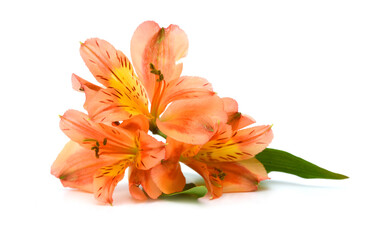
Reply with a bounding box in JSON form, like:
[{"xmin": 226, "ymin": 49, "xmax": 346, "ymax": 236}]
[
  {"xmin": 83, "ymin": 87, "xmax": 149, "ymax": 123},
  {"xmin": 80, "ymin": 38, "xmax": 150, "ymax": 118},
  {"xmin": 93, "ymin": 160, "xmax": 130, "ymax": 204},
  {"xmin": 156, "ymin": 95, "xmax": 228, "ymax": 145},
  {"xmin": 195, "ymin": 125, "xmax": 273, "ymax": 163},
  {"xmin": 51, "ymin": 141, "xmax": 112, "ymax": 193},
  {"xmin": 230, "ymin": 125, "xmax": 274, "ymax": 158}
]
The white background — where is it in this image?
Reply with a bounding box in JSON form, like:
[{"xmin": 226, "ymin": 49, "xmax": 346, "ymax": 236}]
[{"xmin": 1, "ymin": 0, "xmax": 379, "ymax": 239}]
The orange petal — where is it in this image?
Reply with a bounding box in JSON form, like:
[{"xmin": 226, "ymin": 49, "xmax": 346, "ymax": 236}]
[
  {"xmin": 164, "ymin": 125, "xmax": 230, "ymax": 161},
  {"xmin": 195, "ymin": 125, "xmax": 273, "ymax": 163},
  {"xmin": 60, "ymin": 111, "xmax": 164, "ymax": 170},
  {"xmin": 165, "ymin": 137, "xmax": 201, "ymax": 159},
  {"xmin": 151, "ymin": 159, "xmax": 186, "ymax": 194},
  {"xmin": 131, "ymin": 23, "xmax": 189, "ymax": 100},
  {"xmin": 182, "ymin": 157, "xmax": 268, "ymax": 199},
  {"xmin": 157, "ymin": 76, "xmax": 215, "ymax": 115},
  {"xmin": 129, "ymin": 184, "xmax": 148, "ymax": 201},
  {"xmin": 80, "ymin": 38, "xmax": 150, "ymax": 118},
  {"xmin": 214, "ymin": 158, "xmax": 268, "ymax": 193},
  {"xmin": 119, "ymin": 114, "xmax": 149, "ymax": 133},
  {"xmin": 208, "ymin": 122, "xmax": 233, "ymax": 142},
  {"xmin": 222, "ymin": 97, "xmax": 255, "ymax": 131},
  {"xmin": 128, "ymin": 166, "xmax": 162, "ymax": 200},
  {"xmin": 235, "ymin": 114, "xmax": 256, "ymax": 130},
  {"xmin": 93, "ymin": 160, "xmax": 130, "ymax": 204},
  {"xmin": 59, "ymin": 110, "xmax": 138, "ymax": 162},
  {"xmin": 231, "ymin": 125, "xmax": 274, "ymax": 157},
  {"xmin": 130, "ymin": 21, "xmax": 161, "ymax": 100},
  {"xmin": 51, "ymin": 141, "xmax": 112, "ymax": 193},
  {"xmin": 71, "ymin": 73, "xmax": 102, "ymax": 93},
  {"xmin": 222, "ymin": 97, "xmax": 238, "ymax": 113},
  {"xmin": 156, "ymin": 95, "xmax": 228, "ymax": 145},
  {"xmin": 60, "ymin": 110, "xmax": 134, "ymax": 146},
  {"xmin": 135, "ymin": 131, "xmax": 165, "ymax": 170},
  {"xmin": 181, "ymin": 159, "xmax": 223, "ymax": 199},
  {"xmin": 71, "ymin": 74, "xmax": 107, "ymax": 119}
]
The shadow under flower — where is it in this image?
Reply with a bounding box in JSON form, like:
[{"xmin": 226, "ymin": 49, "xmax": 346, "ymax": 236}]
[
  {"xmin": 159, "ymin": 194, "xmax": 206, "ymax": 204},
  {"xmin": 258, "ymin": 178, "xmax": 347, "ymax": 192}
]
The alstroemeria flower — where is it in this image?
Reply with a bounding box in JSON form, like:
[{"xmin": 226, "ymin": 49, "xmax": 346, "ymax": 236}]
[
  {"xmin": 167, "ymin": 98, "xmax": 274, "ymax": 199},
  {"xmin": 51, "ymin": 110, "xmax": 165, "ymax": 204},
  {"xmin": 73, "ymin": 21, "xmax": 221, "ymax": 145}
]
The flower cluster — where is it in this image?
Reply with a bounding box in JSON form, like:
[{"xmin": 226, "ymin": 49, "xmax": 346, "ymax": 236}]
[{"xmin": 51, "ymin": 21, "xmax": 273, "ymax": 204}]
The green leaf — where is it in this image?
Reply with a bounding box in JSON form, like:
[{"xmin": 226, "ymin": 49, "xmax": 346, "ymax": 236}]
[
  {"xmin": 256, "ymin": 148, "xmax": 348, "ymax": 179},
  {"xmin": 160, "ymin": 183, "xmax": 208, "ymax": 199}
]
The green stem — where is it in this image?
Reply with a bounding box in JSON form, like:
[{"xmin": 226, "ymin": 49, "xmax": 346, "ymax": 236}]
[
  {"xmin": 149, "ymin": 120, "xmax": 167, "ymax": 139},
  {"xmin": 156, "ymin": 129, "xmax": 167, "ymax": 139}
]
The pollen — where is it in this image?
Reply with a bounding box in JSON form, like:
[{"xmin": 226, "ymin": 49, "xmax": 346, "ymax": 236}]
[{"xmin": 149, "ymin": 63, "xmax": 164, "ymax": 82}]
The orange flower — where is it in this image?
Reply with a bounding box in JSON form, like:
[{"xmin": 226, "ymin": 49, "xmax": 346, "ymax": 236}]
[
  {"xmin": 51, "ymin": 110, "xmax": 165, "ymax": 204},
  {"xmin": 73, "ymin": 21, "xmax": 221, "ymax": 145},
  {"xmin": 169, "ymin": 98, "xmax": 274, "ymax": 199},
  {"xmin": 53, "ymin": 21, "xmax": 276, "ymax": 203}
]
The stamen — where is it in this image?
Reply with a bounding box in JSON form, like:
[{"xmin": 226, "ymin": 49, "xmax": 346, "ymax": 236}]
[
  {"xmin": 157, "ymin": 27, "xmax": 165, "ymax": 44},
  {"xmin": 149, "ymin": 63, "xmax": 164, "ymax": 82},
  {"xmin": 83, "ymin": 138, "xmax": 98, "ymax": 143},
  {"xmin": 149, "ymin": 63, "xmax": 167, "ymax": 117},
  {"xmin": 218, "ymin": 172, "xmax": 226, "ymax": 180},
  {"xmin": 84, "ymin": 139, "xmax": 101, "ymax": 158}
]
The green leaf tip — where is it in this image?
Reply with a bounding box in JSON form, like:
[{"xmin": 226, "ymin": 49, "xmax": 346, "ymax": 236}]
[
  {"xmin": 256, "ymin": 148, "xmax": 348, "ymax": 180},
  {"xmin": 160, "ymin": 184, "xmax": 208, "ymax": 199}
]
